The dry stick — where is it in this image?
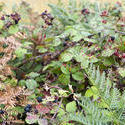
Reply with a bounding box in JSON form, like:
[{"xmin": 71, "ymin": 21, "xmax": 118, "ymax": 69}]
[
  {"xmin": 29, "ymin": 41, "xmax": 37, "ymax": 68},
  {"xmin": 38, "ymin": 42, "xmax": 79, "ymax": 73},
  {"xmin": 17, "ymin": 52, "xmax": 51, "ymax": 68},
  {"xmin": 6, "ymin": 120, "xmax": 25, "ymax": 124},
  {"xmin": 51, "ymin": 97, "xmax": 63, "ymax": 120},
  {"xmin": 44, "ymin": 42, "xmax": 76, "ymax": 66},
  {"xmin": 115, "ymin": 30, "xmax": 125, "ymax": 35},
  {"xmin": 17, "ymin": 42, "xmax": 76, "ymax": 68}
]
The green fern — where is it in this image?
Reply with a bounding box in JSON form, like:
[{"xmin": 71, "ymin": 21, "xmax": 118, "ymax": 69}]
[
  {"xmin": 67, "ymin": 98, "xmax": 110, "ymax": 125},
  {"xmin": 60, "ymin": 64, "xmax": 125, "ymax": 125}
]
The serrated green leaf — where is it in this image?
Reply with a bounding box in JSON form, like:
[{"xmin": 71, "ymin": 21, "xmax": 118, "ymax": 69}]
[
  {"xmin": 44, "ymin": 37, "xmax": 54, "ymax": 42},
  {"xmin": 66, "ymin": 101, "xmax": 77, "ymax": 112},
  {"xmin": 37, "ymin": 46, "xmax": 47, "ymax": 53},
  {"xmin": 81, "ymin": 31, "xmax": 91, "ymax": 37},
  {"xmin": 61, "ymin": 66, "xmax": 70, "ymax": 74},
  {"xmin": 103, "ymin": 57, "xmax": 114, "ymax": 66},
  {"xmin": 81, "ymin": 58, "xmax": 89, "ymax": 69},
  {"xmin": 26, "ymin": 79, "xmax": 38, "ymax": 90},
  {"xmin": 26, "ymin": 72, "xmax": 40, "ymax": 78},
  {"xmin": 102, "ymin": 48, "xmax": 115, "ymax": 57},
  {"xmin": 72, "ymin": 72, "xmax": 84, "ymax": 81},
  {"xmin": 118, "ymin": 68, "xmax": 125, "ymax": 77},
  {"xmin": 57, "ymin": 108, "xmax": 65, "ymax": 118},
  {"xmin": 85, "ymin": 86, "xmax": 99, "ymax": 98},
  {"xmin": 89, "ymin": 56, "xmax": 99, "ymax": 63},
  {"xmin": 61, "ymin": 52, "xmax": 73, "ymax": 62},
  {"xmin": 84, "ymin": 38, "xmax": 97, "ymax": 43},
  {"xmin": 53, "ymin": 37, "xmax": 61, "ymax": 46},
  {"xmin": 18, "ymin": 80, "xmax": 26, "ymax": 86},
  {"xmin": 99, "ymin": 100, "xmax": 109, "ymax": 108},
  {"xmin": 58, "ymin": 89, "xmax": 69, "ymax": 97},
  {"xmin": 58, "ymin": 74, "xmax": 70, "ymax": 85},
  {"xmin": 15, "ymin": 48, "xmax": 27, "ymax": 58},
  {"xmin": 72, "ymin": 34, "xmax": 83, "ymax": 42},
  {"xmin": 85, "ymin": 89, "xmax": 93, "ymax": 97},
  {"xmin": 43, "ymin": 61, "xmax": 60, "ymax": 71},
  {"xmin": 70, "ymin": 66, "xmax": 79, "ymax": 73}
]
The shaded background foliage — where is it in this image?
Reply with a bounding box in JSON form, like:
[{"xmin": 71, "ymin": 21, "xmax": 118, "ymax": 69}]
[{"xmin": 0, "ymin": 0, "xmax": 123, "ymax": 13}]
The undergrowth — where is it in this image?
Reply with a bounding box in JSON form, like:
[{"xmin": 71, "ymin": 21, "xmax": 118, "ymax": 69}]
[{"xmin": 0, "ymin": 0, "xmax": 125, "ymax": 125}]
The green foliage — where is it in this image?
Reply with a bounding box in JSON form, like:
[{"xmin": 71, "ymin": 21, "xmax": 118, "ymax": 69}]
[
  {"xmin": 26, "ymin": 72, "xmax": 40, "ymax": 78},
  {"xmin": 8, "ymin": 25, "xmax": 19, "ymax": 34},
  {"xmin": 60, "ymin": 64, "xmax": 125, "ymax": 125},
  {"xmin": 15, "ymin": 48, "xmax": 27, "ymax": 58},
  {"xmin": 58, "ymin": 74, "xmax": 70, "ymax": 85},
  {"xmin": 66, "ymin": 101, "xmax": 77, "ymax": 112},
  {"xmin": 25, "ymin": 79, "xmax": 38, "ymax": 90},
  {"xmin": 118, "ymin": 68, "xmax": 125, "ymax": 77},
  {"xmin": 0, "ymin": 20, "xmax": 4, "ymax": 29},
  {"xmin": 0, "ymin": 0, "xmax": 125, "ymax": 124},
  {"xmin": 61, "ymin": 52, "xmax": 73, "ymax": 62}
]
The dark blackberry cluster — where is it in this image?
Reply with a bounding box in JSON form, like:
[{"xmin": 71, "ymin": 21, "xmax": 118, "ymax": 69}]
[
  {"xmin": 63, "ymin": 42, "xmax": 67, "ymax": 47},
  {"xmin": 24, "ymin": 104, "xmax": 32, "ymax": 113},
  {"xmin": 36, "ymin": 96, "xmax": 42, "ymax": 103},
  {"xmin": 63, "ymin": 37, "xmax": 70, "ymax": 47},
  {"xmin": 98, "ymin": 32, "xmax": 101, "ymax": 37},
  {"xmin": 81, "ymin": 8, "xmax": 90, "ymax": 15},
  {"xmin": 108, "ymin": 36, "xmax": 115, "ymax": 42},
  {"xmin": 0, "ymin": 110, "xmax": 4, "ymax": 114},
  {"xmin": 10, "ymin": 13, "xmax": 21, "ymax": 24},
  {"xmin": 65, "ymin": 37, "xmax": 70, "ymax": 41},
  {"xmin": 0, "ymin": 15, "xmax": 5, "ymax": 20},
  {"xmin": 53, "ymin": 98, "xmax": 58, "ymax": 103},
  {"xmin": 100, "ymin": 10, "xmax": 108, "ymax": 17},
  {"xmin": 41, "ymin": 10, "xmax": 54, "ymax": 26},
  {"xmin": 6, "ymin": 22, "xmax": 13, "ymax": 28},
  {"xmin": 110, "ymin": 36, "xmax": 115, "ymax": 41},
  {"xmin": 0, "ymin": 12, "xmax": 21, "ymax": 28}
]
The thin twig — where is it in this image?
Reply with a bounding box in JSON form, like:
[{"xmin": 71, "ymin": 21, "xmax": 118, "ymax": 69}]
[
  {"xmin": 17, "ymin": 42, "xmax": 76, "ymax": 68},
  {"xmin": 115, "ymin": 30, "xmax": 125, "ymax": 35},
  {"xmin": 17, "ymin": 52, "xmax": 51, "ymax": 68},
  {"xmin": 51, "ymin": 97, "xmax": 63, "ymax": 120}
]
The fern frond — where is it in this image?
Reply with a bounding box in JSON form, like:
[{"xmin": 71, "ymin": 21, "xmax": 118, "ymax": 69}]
[
  {"xmin": 67, "ymin": 97, "xmax": 109, "ymax": 125},
  {"xmin": 62, "ymin": 63, "xmax": 125, "ymax": 125}
]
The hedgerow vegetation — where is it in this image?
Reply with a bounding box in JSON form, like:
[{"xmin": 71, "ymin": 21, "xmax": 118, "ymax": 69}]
[{"xmin": 0, "ymin": 0, "xmax": 125, "ymax": 125}]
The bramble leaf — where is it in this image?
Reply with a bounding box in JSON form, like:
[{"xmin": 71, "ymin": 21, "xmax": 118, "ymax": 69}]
[
  {"xmin": 72, "ymin": 72, "xmax": 84, "ymax": 81},
  {"xmin": 26, "ymin": 79, "xmax": 38, "ymax": 90},
  {"xmin": 66, "ymin": 101, "xmax": 77, "ymax": 112},
  {"xmin": 118, "ymin": 68, "xmax": 125, "ymax": 77},
  {"xmin": 8, "ymin": 25, "xmax": 19, "ymax": 34}
]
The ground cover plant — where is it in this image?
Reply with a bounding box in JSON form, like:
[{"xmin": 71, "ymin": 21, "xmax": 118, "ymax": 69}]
[{"xmin": 0, "ymin": 0, "xmax": 125, "ymax": 125}]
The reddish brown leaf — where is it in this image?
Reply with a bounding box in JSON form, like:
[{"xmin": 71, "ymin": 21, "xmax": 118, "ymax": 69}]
[{"xmin": 36, "ymin": 104, "xmax": 50, "ymax": 114}]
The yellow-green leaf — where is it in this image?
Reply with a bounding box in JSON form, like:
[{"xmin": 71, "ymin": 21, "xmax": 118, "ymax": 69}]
[
  {"xmin": 0, "ymin": 20, "xmax": 4, "ymax": 29},
  {"xmin": 8, "ymin": 25, "xmax": 19, "ymax": 34}
]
